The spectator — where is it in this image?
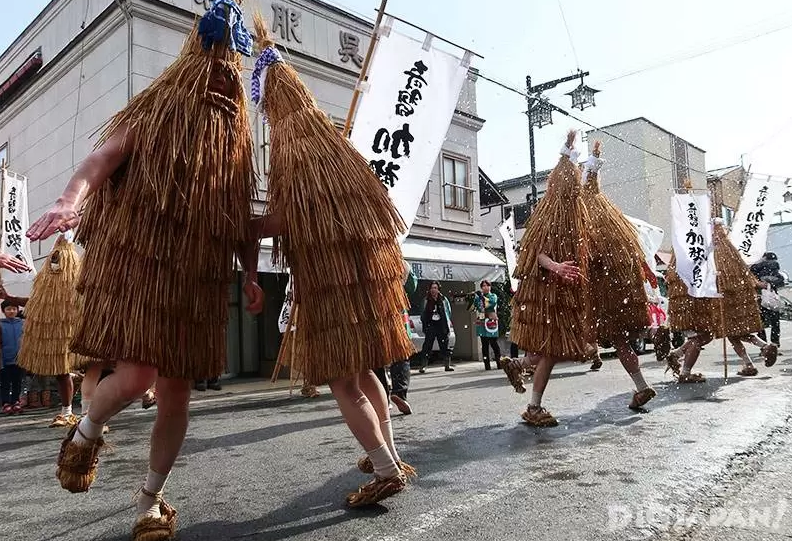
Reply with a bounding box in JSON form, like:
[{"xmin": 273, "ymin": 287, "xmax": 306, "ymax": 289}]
[
  {"xmin": 750, "ymin": 252, "xmax": 784, "ymax": 346},
  {"xmin": 1, "ymin": 300, "xmax": 25, "ymax": 414},
  {"xmin": 474, "ymin": 280, "xmax": 501, "ymax": 371},
  {"xmin": 419, "ymin": 281, "xmax": 453, "ymax": 374}
]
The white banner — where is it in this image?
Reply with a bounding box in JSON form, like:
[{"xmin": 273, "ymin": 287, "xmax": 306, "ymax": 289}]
[
  {"xmin": 277, "ymin": 275, "xmax": 293, "ymax": 333},
  {"xmin": 671, "ymin": 194, "xmax": 719, "ymax": 298},
  {"xmin": 729, "ymin": 174, "xmax": 787, "ymax": 265},
  {"xmin": 0, "ymin": 169, "xmax": 36, "ymax": 287},
  {"xmin": 626, "ymin": 215, "xmax": 664, "ymax": 273},
  {"xmin": 498, "ymin": 214, "xmax": 519, "ymax": 293},
  {"xmin": 350, "ymin": 18, "xmax": 471, "ymax": 242}
]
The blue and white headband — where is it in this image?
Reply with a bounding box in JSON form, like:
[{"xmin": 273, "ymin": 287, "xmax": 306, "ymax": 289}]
[
  {"xmin": 197, "ymin": 0, "xmax": 253, "ymax": 57},
  {"xmin": 251, "ymin": 46, "xmax": 284, "ymax": 123}
]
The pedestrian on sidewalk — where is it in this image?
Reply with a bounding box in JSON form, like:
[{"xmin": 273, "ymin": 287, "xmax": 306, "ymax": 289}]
[
  {"xmin": 1, "ymin": 299, "xmax": 25, "ymax": 414},
  {"xmin": 751, "ymin": 252, "xmax": 784, "ymax": 346},
  {"xmin": 419, "ymin": 282, "xmax": 454, "ymax": 374},
  {"xmin": 474, "ymin": 280, "xmax": 501, "ymax": 371},
  {"xmin": 194, "ymin": 378, "xmax": 222, "ymax": 392},
  {"xmin": 252, "ymin": 12, "xmax": 416, "ymax": 507},
  {"xmin": 28, "ymin": 3, "xmax": 264, "ymax": 539}
]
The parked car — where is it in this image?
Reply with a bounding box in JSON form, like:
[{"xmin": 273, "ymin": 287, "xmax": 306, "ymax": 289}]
[
  {"xmin": 407, "ymin": 315, "xmax": 456, "ymax": 366},
  {"xmin": 778, "ymin": 290, "xmax": 792, "ymax": 321}
]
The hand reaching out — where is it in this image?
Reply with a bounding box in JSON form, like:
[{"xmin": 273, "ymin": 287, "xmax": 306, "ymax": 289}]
[
  {"xmin": 27, "ymin": 200, "xmax": 79, "ymax": 241},
  {"xmin": 243, "ymin": 279, "xmax": 264, "ymax": 315},
  {"xmin": 0, "ymin": 253, "xmax": 31, "ymax": 274},
  {"xmin": 553, "ymin": 261, "xmax": 582, "ymax": 284}
]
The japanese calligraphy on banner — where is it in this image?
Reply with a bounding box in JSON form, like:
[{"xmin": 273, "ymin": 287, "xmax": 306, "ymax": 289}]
[
  {"xmin": 729, "ymin": 174, "xmax": 787, "ymax": 265},
  {"xmin": 349, "ymin": 17, "xmax": 471, "ymax": 241},
  {"xmin": 498, "ymin": 215, "xmax": 519, "ymax": 293},
  {"xmin": 671, "ymin": 194, "xmax": 719, "ymax": 298},
  {"xmin": 0, "ymin": 169, "xmax": 36, "ymax": 287}
]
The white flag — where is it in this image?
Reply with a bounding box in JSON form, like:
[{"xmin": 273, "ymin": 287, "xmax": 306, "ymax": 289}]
[
  {"xmin": 350, "ymin": 17, "xmax": 471, "ymax": 242},
  {"xmin": 671, "ymin": 194, "xmax": 719, "ymax": 298},
  {"xmin": 498, "ymin": 214, "xmax": 519, "ymax": 293},
  {"xmin": 729, "ymin": 174, "xmax": 787, "ymax": 265},
  {"xmin": 626, "ymin": 215, "xmax": 664, "ymax": 274},
  {"xmin": 0, "ymin": 169, "xmax": 36, "ymax": 287},
  {"xmin": 277, "ymin": 275, "xmax": 293, "ymax": 333}
]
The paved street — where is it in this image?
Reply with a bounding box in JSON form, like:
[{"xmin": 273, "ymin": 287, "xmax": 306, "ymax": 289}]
[{"xmin": 2, "ymin": 324, "xmax": 792, "ymax": 541}]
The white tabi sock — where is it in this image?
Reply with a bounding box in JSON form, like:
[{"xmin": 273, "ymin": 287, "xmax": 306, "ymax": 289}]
[
  {"xmin": 73, "ymin": 416, "xmax": 104, "ymax": 445},
  {"xmin": 629, "ymin": 371, "xmax": 649, "ymax": 391},
  {"xmin": 137, "ymin": 468, "xmax": 169, "ymax": 519},
  {"xmin": 380, "ymin": 419, "xmax": 401, "ymax": 463},
  {"xmin": 367, "ymin": 444, "xmax": 400, "ymax": 479},
  {"xmin": 81, "ymin": 399, "xmax": 91, "ymax": 417},
  {"xmin": 529, "ymin": 391, "xmax": 543, "ymax": 408},
  {"xmin": 681, "ymin": 365, "xmax": 692, "ymax": 377},
  {"xmin": 61, "ymin": 405, "xmax": 73, "ymax": 417}
]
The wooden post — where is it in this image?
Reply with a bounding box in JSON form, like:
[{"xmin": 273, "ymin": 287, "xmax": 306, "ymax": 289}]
[{"xmin": 342, "ymin": 0, "xmax": 388, "ymax": 138}]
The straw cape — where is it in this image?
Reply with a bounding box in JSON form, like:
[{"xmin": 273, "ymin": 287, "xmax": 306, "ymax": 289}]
[
  {"xmin": 70, "ymin": 10, "xmax": 256, "ymax": 379},
  {"xmin": 581, "ymin": 141, "xmax": 650, "ymax": 343},
  {"xmin": 510, "ymin": 132, "xmax": 592, "ymax": 361},
  {"xmin": 666, "ymin": 253, "xmax": 722, "ymax": 335},
  {"xmin": 17, "ymin": 236, "xmax": 90, "ymax": 375},
  {"xmin": 252, "ymin": 14, "xmax": 414, "ymax": 385},
  {"xmin": 712, "ymin": 221, "xmax": 763, "ymax": 337}
]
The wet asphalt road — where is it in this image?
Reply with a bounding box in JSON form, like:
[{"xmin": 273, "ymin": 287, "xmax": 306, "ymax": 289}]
[{"xmin": 2, "ymin": 323, "xmax": 792, "ymax": 541}]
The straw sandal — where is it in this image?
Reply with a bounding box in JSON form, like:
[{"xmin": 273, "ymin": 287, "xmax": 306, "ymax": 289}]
[
  {"xmin": 346, "ymin": 474, "xmax": 407, "ymax": 507},
  {"xmin": 677, "ymin": 373, "xmax": 706, "ymax": 384},
  {"xmin": 502, "ymin": 358, "xmax": 526, "ymax": 394},
  {"xmin": 132, "ymin": 488, "xmax": 178, "ymax": 541},
  {"xmin": 142, "ymin": 391, "xmax": 157, "ymax": 410},
  {"xmin": 629, "ymin": 388, "xmax": 657, "ymax": 410},
  {"xmin": 738, "ymin": 365, "xmax": 759, "ymax": 377},
  {"xmin": 590, "ymin": 358, "xmax": 603, "ymax": 371},
  {"xmin": 665, "ymin": 350, "xmax": 682, "ymax": 376},
  {"xmin": 356, "ymin": 457, "xmax": 417, "ymax": 479},
  {"xmin": 56, "ymin": 423, "xmax": 106, "ymax": 493},
  {"xmin": 521, "ymin": 406, "xmax": 559, "ymax": 427},
  {"xmin": 761, "ymin": 344, "xmax": 778, "ymax": 367},
  {"xmin": 300, "ymin": 384, "xmax": 320, "ymax": 398},
  {"xmin": 49, "ymin": 414, "xmax": 79, "ymax": 428}
]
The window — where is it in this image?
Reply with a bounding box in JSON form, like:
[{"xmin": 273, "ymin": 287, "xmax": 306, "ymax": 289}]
[
  {"xmin": 721, "ymin": 205, "xmax": 734, "ymax": 226},
  {"xmin": 0, "ymin": 143, "xmax": 7, "ymax": 167},
  {"xmin": 509, "ymin": 203, "xmax": 530, "ymax": 229},
  {"xmin": 671, "ymin": 136, "xmax": 689, "ymax": 190},
  {"xmin": 442, "ymin": 155, "xmax": 471, "ymax": 211}
]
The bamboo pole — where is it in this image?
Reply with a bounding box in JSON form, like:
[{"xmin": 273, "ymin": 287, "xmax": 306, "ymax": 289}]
[{"xmin": 342, "ymin": 0, "xmax": 388, "ymax": 138}]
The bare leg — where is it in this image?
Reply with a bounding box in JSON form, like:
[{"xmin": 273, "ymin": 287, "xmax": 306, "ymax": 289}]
[
  {"xmin": 520, "ymin": 356, "xmax": 559, "ymax": 426},
  {"xmin": 359, "ymin": 369, "xmax": 402, "ymax": 463},
  {"xmin": 679, "ymin": 333, "xmax": 713, "ymax": 380},
  {"xmin": 747, "ymin": 335, "xmax": 768, "ymax": 348},
  {"xmin": 613, "ymin": 336, "xmax": 640, "ymax": 374},
  {"xmin": 56, "ymin": 373, "xmax": 73, "ymax": 411},
  {"xmin": 728, "ymin": 337, "xmax": 754, "ymax": 368},
  {"xmin": 135, "ymin": 377, "xmax": 191, "ymax": 520},
  {"xmin": 80, "ymin": 365, "xmax": 102, "ymax": 415},
  {"xmin": 77, "ymin": 362, "xmax": 156, "ymax": 434},
  {"xmin": 329, "ymin": 373, "xmax": 399, "ymax": 479}
]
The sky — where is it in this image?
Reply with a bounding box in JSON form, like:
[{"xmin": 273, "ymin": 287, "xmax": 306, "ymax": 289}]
[{"xmin": 2, "ymin": 0, "xmax": 792, "ymax": 183}]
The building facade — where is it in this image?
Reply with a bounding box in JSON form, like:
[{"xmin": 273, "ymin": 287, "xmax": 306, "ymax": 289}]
[
  {"xmin": 0, "ymin": 0, "xmax": 502, "ymax": 375},
  {"xmin": 586, "ymin": 117, "xmax": 707, "ymax": 253}
]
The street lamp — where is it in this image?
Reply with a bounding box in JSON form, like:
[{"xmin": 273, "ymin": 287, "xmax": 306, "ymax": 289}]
[
  {"xmin": 523, "ymin": 70, "xmax": 598, "ymax": 218},
  {"xmin": 566, "ymin": 71, "xmax": 600, "ymax": 111}
]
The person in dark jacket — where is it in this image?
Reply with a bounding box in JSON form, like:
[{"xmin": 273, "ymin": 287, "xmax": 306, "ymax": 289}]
[
  {"xmin": 750, "ymin": 252, "xmax": 784, "ymax": 346},
  {"xmin": 1, "ymin": 300, "xmax": 25, "ymax": 414},
  {"xmin": 419, "ymin": 281, "xmax": 453, "ymax": 373}
]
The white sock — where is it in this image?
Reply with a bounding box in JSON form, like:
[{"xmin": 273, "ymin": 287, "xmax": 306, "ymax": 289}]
[
  {"xmin": 380, "ymin": 419, "xmax": 400, "ymax": 463},
  {"xmin": 629, "ymin": 371, "xmax": 649, "ymax": 391},
  {"xmin": 136, "ymin": 469, "xmax": 169, "ymax": 519},
  {"xmin": 61, "ymin": 405, "xmax": 72, "ymax": 417},
  {"xmin": 529, "ymin": 391, "xmax": 542, "ymax": 407},
  {"xmin": 72, "ymin": 415, "xmax": 104, "ymax": 445},
  {"xmin": 681, "ymin": 365, "xmax": 691, "ymax": 376},
  {"xmin": 367, "ymin": 444, "xmax": 399, "ymax": 478},
  {"xmin": 81, "ymin": 399, "xmax": 91, "ymax": 417}
]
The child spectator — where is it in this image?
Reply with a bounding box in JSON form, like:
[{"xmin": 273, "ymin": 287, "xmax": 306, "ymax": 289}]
[{"xmin": 1, "ymin": 299, "xmax": 25, "ymax": 414}]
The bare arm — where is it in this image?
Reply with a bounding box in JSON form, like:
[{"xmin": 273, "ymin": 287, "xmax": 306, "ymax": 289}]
[
  {"xmin": 27, "ymin": 124, "xmax": 133, "ymax": 241},
  {"xmin": 538, "ymin": 253, "xmax": 581, "ymax": 283}
]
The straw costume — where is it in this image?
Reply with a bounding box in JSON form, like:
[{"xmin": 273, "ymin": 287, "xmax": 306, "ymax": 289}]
[
  {"xmin": 712, "ymin": 220, "xmax": 777, "ymax": 374},
  {"xmin": 581, "ymin": 142, "xmax": 655, "ymax": 409},
  {"xmin": 502, "ymin": 132, "xmax": 591, "ymax": 427},
  {"xmin": 251, "ymin": 14, "xmax": 414, "ymax": 506},
  {"xmin": 69, "ymin": 3, "xmax": 256, "ymax": 381},
  {"xmin": 17, "ymin": 235, "xmax": 89, "ymax": 427},
  {"xmin": 49, "ymin": 2, "xmax": 257, "ymax": 539}
]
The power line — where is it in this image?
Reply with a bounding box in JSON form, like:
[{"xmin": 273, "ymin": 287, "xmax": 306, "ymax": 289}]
[
  {"xmin": 557, "ymin": 0, "xmax": 579, "ymax": 70},
  {"xmin": 475, "ymin": 71, "xmax": 709, "ymax": 176}
]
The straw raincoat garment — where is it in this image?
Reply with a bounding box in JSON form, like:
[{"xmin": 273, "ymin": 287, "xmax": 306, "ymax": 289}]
[
  {"xmin": 70, "ymin": 3, "xmax": 256, "ymax": 379},
  {"xmin": 666, "ymin": 253, "xmax": 722, "ymax": 336},
  {"xmin": 252, "ymin": 15, "xmax": 413, "ymax": 385},
  {"xmin": 510, "ymin": 135, "xmax": 592, "ymax": 361},
  {"xmin": 581, "ymin": 143, "xmax": 650, "ymax": 343},
  {"xmin": 17, "ymin": 236, "xmax": 90, "ymax": 375}
]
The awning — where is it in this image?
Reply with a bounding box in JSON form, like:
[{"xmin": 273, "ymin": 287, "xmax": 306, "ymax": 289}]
[
  {"xmin": 241, "ymin": 237, "xmax": 507, "ymax": 283},
  {"xmin": 401, "ymin": 238, "xmax": 506, "ymax": 283}
]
